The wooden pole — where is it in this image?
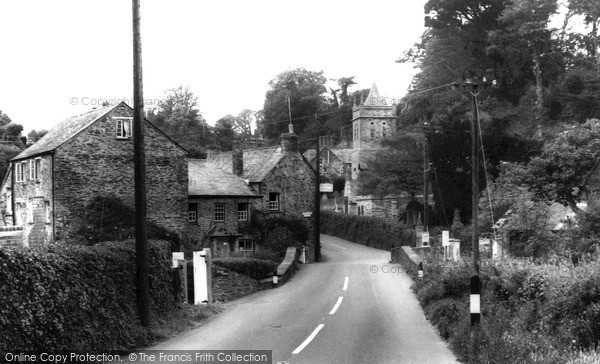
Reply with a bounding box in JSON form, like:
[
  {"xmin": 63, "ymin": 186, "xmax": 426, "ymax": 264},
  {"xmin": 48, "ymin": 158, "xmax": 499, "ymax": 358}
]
[
  {"xmin": 132, "ymin": 0, "xmax": 149, "ymax": 327},
  {"xmin": 314, "ymin": 134, "xmax": 321, "ymax": 262},
  {"xmin": 470, "ymin": 83, "xmax": 480, "ymax": 327},
  {"xmin": 423, "ymin": 129, "xmax": 429, "ymax": 230}
]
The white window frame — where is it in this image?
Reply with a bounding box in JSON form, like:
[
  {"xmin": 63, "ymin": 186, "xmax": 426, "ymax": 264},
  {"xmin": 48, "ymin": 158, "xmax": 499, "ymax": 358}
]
[
  {"xmin": 237, "ymin": 202, "xmax": 249, "ymax": 221},
  {"xmin": 15, "ymin": 163, "xmax": 22, "ymax": 182},
  {"xmin": 214, "ymin": 202, "xmax": 225, "ymax": 222},
  {"xmin": 29, "ymin": 158, "xmax": 41, "ymax": 181},
  {"xmin": 269, "ymin": 193, "xmax": 280, "ymax": 211},
  {"xmin": 115, "ymin": 117, "xmax": 133, "ymax": 139},
  {"xmin": 238, "ymin": 240, "xmax": 254, "ymax": 252},
  {"xmin": 188, "ymin": 203, "xmax": 197, "ymax": 223},
  {"xmin": 16, "ymin": 161, "xmax": 26, "ymax": 182}
]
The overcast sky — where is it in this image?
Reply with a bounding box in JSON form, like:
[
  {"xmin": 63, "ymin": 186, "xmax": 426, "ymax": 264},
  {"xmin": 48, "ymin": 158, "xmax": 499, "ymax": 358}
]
[{"xmin": 0, "ymin": 1, "xmax": 426, "ymax": 133}]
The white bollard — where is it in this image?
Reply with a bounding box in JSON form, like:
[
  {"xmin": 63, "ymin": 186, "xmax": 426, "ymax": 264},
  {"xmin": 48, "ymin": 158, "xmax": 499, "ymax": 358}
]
[{"xmin": 193, "ymin": 251, "xmax": 208, "ymax": 304}]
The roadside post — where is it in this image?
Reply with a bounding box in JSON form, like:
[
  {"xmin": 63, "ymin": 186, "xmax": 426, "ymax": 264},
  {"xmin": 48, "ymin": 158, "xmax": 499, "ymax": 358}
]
[
  {"xmin": 442, "ymin": 230, "xmax": 450, "ymax": 260},
  {"xmin": 171, "ymin": 252, "xmax": 186, "ymax": 303},
  {"xmin": 203, "ymin": 248, "xmax": 213, "ymax": 304},
  {"xmin": 193, "ymin": 251, "xmax": 208, "ymax": 304}
]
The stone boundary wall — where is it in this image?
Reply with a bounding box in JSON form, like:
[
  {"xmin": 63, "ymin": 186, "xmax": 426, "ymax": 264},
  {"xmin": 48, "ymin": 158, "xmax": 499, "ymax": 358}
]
[
  {"xmin": 0, "ymin": 226, "xmax": 23, "ymax": 247},
  {"xmin": 276, "ymin": 246, "xmax": 301, "ymax": 283},
  {"xmin": 391, "ymin": 246, "xmax": 423, "ymax": 279}
]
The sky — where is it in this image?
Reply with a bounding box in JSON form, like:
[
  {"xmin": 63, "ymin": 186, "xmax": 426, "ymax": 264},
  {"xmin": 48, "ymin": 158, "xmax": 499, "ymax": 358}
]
[{"xmin": 0, "ymin": 1, "xmax": 427, "ymax": 134}]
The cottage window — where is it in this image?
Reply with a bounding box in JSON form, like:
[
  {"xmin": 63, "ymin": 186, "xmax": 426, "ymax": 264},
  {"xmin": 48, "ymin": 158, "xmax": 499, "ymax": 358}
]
[
  {"xmin": 238, "ymin": 240, "xmax": 254, "ymax": 252},
  {"xmin": 30, "ymin": 158, "xmax": 41, "ymax": 181},
  {"xmin": 214, "ymin": 203, "xmax": 225, "ymax": 221},
  {"xmin": 269, "ymin": 193, "xmax": 280, "ymax": 211},
  {"xmin": 237, "ymin": 202, "xmax": 249, "ymax": 221},
  {"xmin": 115, "ymin": 117, "xmax": 133, "ymax": 139},
  {"xmin": 188, "ymin": 203, "xmax": 197, "ymax": 223},
  {"xmin": 15, "ymin": 161, "xmax": 27, "ymax": 182},
  {"xmin": 45, "ymin": 201, "xmax": 50, "ymax": 224},
  {"xmin": 15, "ymin": 163, "xmax": 22, "ymax": 182}
]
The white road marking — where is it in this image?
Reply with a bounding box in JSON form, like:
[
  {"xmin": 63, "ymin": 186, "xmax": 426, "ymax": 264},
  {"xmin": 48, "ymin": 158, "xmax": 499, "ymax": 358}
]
[
  {"xmin": 329, "ymin": 296, "xmax": 344, "ymax": 315},
  {"xmin": 343, "ymin": 276, "xmax": 349, "ymax": 291},
  {"xmin": 329, "ymin": 243, "xmax": 346, "ymax": 250},
  {"xmin": 292, "ymin": 324, "xmax": 325, "ymax": 354}
]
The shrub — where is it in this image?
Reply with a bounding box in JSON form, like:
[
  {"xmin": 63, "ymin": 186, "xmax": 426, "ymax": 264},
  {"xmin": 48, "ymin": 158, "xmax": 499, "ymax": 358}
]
[
  {"xmin": 67, "ymin": 195, "xmax": 181, "ymax": 250},
  {"xmin": 212, "ymin": 258, "xmax": 278, "ymax": 280},
  {"xmin": 320, "ymin": 211, "xmax": 412, "ymax": 250},
  {"xmin": 0, "ymin": 240, "xmax": 176, "ymax": 352}
]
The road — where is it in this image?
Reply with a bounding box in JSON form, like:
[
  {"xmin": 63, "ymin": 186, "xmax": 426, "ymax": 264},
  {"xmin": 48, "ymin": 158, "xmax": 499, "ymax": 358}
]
[{"xmin": 148, "ymin": 234, "xmax": 459, "ymax": 363}]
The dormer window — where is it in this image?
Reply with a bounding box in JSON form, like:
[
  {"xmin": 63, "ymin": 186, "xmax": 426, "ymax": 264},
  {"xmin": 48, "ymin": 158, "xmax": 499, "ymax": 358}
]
[{"xmin": 115, "ymin": 117, "xmax": 133, "ymax": 139}]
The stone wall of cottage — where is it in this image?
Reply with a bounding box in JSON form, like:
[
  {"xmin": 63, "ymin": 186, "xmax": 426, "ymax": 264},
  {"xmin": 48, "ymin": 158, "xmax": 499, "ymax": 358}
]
[
  {"xmin": 53, "ymin": 104, "xmax": 187, "ymax": 241},
  {"xmin": 259, "ymin": 152, "xmax": 316, "ymax": 261},
  {"xmin": 187, "ymin": 197, "xmax": 258, "ymax": 257},
  {"xmin": 11, "ymin": 155, "xmax": 54, "ymax": 247}
]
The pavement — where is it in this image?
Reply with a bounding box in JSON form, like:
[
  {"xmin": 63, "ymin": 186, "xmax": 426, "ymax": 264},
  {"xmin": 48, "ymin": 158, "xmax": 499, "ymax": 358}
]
[{"xmin": 145, "ymin": 234, "xmax": 459, "ymax": 364}]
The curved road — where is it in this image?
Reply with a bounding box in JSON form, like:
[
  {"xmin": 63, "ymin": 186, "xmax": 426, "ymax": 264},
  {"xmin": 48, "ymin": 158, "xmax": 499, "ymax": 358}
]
[{"xmin": 150, "ymin": 234, "xmax": 459, "ymax": 363}]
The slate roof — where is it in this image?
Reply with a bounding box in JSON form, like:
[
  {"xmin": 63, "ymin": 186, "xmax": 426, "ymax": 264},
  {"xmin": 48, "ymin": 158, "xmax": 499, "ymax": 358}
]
[
  {"xmin": 207, "ymin": 146, "xmax": 286, "ymax": 183},
  {"xmin": 12, "ymin": 103, "xmax": 119, "ymax": 161},
  {"xmin": 303, "ymin": 147, "xmax": 354, "ymax": 163},
  {"xmin": 11, "ymin": 102, "xmax": 186, "ymax": 161},
  {"xmin": 188, "ymin": 159, "xmax": 260, "ymax": 197}
]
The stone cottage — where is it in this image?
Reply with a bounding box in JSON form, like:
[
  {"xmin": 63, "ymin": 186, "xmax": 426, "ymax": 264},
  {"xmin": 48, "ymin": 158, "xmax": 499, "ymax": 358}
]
[
  {"xmin": 6, "ymin": 102, "xmax": 188, "ymax": 247},
  {"xmin": 204, "ymin": 127, "xmax": 317, "ymax": 261},
  {"xmin": 188, "ymin": 159, "xmax": 262, "ymax": 257}
]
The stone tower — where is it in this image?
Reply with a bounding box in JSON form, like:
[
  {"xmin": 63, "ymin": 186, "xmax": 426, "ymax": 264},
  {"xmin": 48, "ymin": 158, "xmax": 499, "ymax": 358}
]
[{"xmin": 351, "ymin": 83, "xmax": 397, "ymax": 150}]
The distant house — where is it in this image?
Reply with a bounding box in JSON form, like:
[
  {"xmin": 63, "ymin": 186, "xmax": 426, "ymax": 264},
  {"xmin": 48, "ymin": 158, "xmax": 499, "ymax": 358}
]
[
  {"xmin": 203, "ymin": 127, "xmax": 317, "ymax": 261},
  {"xmin": 6, "ymin": 102, "xmax": 188, "ymax": 247},
  {"xmin": 187, "ymin": 159, "xmax": 262, "ymax": 257}
]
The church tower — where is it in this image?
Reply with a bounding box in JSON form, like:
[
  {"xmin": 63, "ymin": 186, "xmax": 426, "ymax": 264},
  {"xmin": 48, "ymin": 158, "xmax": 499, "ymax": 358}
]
[{"xmin": 351, "ymin": 83, "xmax": 397, "ymax": 150}]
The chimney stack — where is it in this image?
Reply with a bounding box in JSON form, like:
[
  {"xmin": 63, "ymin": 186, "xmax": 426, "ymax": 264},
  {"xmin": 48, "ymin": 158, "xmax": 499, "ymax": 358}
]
[
  {"xmin": 281, "ymin": 132, "xmax": 298, "ymax": 152},
  {"xmin": 232, "ymin": 143, "xmax": 243, "ymax": 176}
]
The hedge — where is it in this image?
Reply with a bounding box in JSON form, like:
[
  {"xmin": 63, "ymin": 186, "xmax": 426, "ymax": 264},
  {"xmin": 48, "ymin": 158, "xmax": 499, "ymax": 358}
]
[
  {"xmin": 212, "ymin": 258, "xmax": 278, "ymax": 280},
  {"xmin": 320, "ymin": 211, "xmax": 414, "ymax": 250},
  {"xmin": 0, "ymin": 240, "xmax": 176, "ymax": 352},
  {"xmin": 412, "ymin": 257, "xmax": 600, "ymax": 363}
]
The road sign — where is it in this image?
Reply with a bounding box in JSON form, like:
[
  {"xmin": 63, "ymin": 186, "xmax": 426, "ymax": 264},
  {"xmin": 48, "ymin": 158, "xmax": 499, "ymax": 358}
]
[
  {"xmin": 320, "ymin": 183, "xmax": 333, "ymax": 192},
  {"xmin": 442, "ymin": 231, "xmax": 450, "ymax": 246}
]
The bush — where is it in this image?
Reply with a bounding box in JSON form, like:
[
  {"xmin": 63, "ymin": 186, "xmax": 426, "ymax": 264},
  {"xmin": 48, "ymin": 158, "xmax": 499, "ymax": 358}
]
[
  {"xmin": 67, "ymin": 195, "xmax": 181, "ymax": 250},
  {"xmin": 321, "ymin": 211, "xmax": 413, "ymax": 250},
  {"xmin": 0, "ymin": 240, "xmax": 176, "ymax": 352},
  {"xmin": 212, "ymin": 257, "xmax": 278, "ymax": 280}
]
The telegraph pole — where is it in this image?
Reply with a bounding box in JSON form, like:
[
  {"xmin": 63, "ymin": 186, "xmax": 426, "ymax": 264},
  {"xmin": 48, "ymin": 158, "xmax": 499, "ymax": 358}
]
[
  {"xmin": 314, "ymin": 133, "xmax": 321, "ymax": 262},
  {"xmin": 132, "ymin": 0, "xmax": 149, "ymax": 327},
  {"xmin": 466, "ymin": 80, "xmax": 481, "ymax": 327},
  {"xmin": 423, "ymin": 126, "xmax": 429, "ymax": 231}
]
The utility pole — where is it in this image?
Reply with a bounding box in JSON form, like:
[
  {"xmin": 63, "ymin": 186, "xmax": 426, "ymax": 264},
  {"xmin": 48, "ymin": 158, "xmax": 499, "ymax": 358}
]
[
  {"xmin": 466, "ymin": 80, "xmax": 481, "ymax": 327},
  {"xmin": 132, "ymin": 0, "xmax": 149, "ymax": 327},
  {"xmin": 314, "ymin": 133, "xmax": 321, "ymax": 262},
  {"xmin": 423, "ymin": 126, "xmax": 429, "ymax": 231}
]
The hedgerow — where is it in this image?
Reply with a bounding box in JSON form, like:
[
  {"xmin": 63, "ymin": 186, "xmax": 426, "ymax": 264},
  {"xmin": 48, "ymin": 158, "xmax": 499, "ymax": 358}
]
[
  {"xmin": 212, "ymin": 258, "xmax": 278, "ymax": 280},
  {"xmin": 0, "ymin": 240, "xmax": 176, "ymax": 352},
  {"xmin": 320, "ymin": 210, "xmax": 414, "ymax": 250},
  {"xmin": 412, "ymin": 256, "xmax": 600, "ymax": 363}
]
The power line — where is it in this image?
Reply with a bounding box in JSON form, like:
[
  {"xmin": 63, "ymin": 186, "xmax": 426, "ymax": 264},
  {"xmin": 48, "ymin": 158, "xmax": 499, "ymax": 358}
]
[{"xmin": 406, "ymin": 82, "xmax": 457, "ymax": 97}]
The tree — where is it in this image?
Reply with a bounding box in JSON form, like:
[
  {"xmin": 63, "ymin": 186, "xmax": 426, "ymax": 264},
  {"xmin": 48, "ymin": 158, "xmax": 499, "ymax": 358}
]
[
  {"xmin": 149, "ymin": 85, "xmax": 211, "ymax": 150},
  {"xmin": 27, "ymin": 129, "xmax": 48, "ymax": 144},
  {"xmin": 501, "ymin": 119, "xmax": 600, "ymax": 211},
  {"xmin": 214, "ymin": 115, "xmax": 236, "ymax": 151},
  {"xmin": 260, "ymin": 68, "xmax": 329, "ymax": 143},
  {"xmin": 233, "ymin": 109, "xmax": 255, "ymax": 143},
  {"xmin": 356, "ymin": 133, "xmax": 423, "ymax": 197},
  {"xmin": 569, "ymin": 0, "xmax": 600, "ymax": 70},
  {"xmin": 0, "ymin": 110, "xmax": 11, "ymax": 126},
  {"xmin": 493, "ymin": 0, "xmax": 560, "ymax": 122}
]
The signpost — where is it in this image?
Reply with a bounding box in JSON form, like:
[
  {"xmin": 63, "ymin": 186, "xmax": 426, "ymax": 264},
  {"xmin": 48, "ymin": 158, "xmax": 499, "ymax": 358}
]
[{"xmin": 319, "ymin": 183, "xmax": 333, "ymax": 193}]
